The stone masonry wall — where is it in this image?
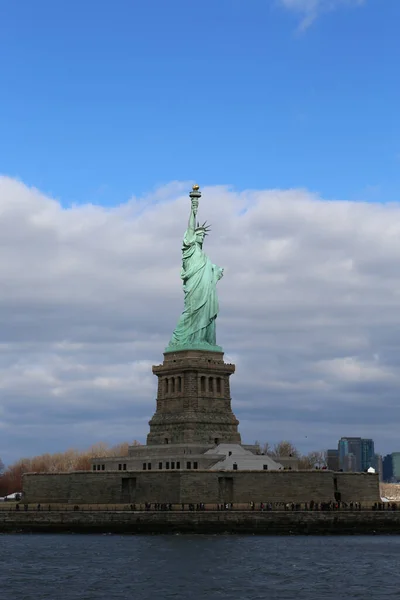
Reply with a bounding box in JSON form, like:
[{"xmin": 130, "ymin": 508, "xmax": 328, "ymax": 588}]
[
  {"xmin": 23, "ymin": 470, "xmax": 380, "ymax": 505},
  {"xmin": 334, "ymin": 472, "xmax": 380, "ymax": 503},
  {"xmin": 148, "ymin": 350, "xmax": 240, "ymax": 445}
]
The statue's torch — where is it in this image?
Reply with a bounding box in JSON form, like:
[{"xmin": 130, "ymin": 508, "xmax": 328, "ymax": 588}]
[{"xmin": 189, "ymin": 184, "xmax": 201, "ymax": 215}]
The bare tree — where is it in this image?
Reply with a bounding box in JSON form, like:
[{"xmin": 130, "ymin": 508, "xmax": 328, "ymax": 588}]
[
  {"xmin": 271, "ymin": 441, "xmax": 300, "ymax": 458},
  {"xmin": 253, "ymin": 441, "xmax": 272, "ymax": 455},
  {"xmin": 0, "ymin": 440, "xmax": 136, "ymax": 494},
  {"xmin": 0, "ymin": 458, "xmax": 4, "ymax": 474},
  {"xmin": 254, "ymin": 440, "xmax": 262, "ymax": 454},
  {"xmin": 309, "ymin": 450, "xmax": 327, "ymax": 468},
  {"xmin": 298, "ymin": 450, "xmax": 327, "ymax": 469},
  {"xmin": 262, "ymin": 442, "xmax": 272, "ymax": 455}
]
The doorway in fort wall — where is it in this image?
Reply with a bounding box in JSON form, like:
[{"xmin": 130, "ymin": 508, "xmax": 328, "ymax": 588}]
[
  {"xmin": 333, "ymin": 476, "xmax": 341, "ymax": 503},
  {"xmin": 121, "ymin": 477, "xmax": 137, "ymax": 503},
  {"xmin": 218, "ymin": 476, "xmax": 233, "ymax": 504}
]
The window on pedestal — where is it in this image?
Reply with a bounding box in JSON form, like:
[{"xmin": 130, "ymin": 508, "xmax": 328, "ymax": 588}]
[
  {"xmin": 143, "ymin": 463, "xmax": 147, "ymax": 470},
  {"xmin": 171, "ymin": 378, "xmax": 175, "ymax": 394},
  {"xmin": 176, "ymin": 461, "xmax": 180, "ymax": 469},
  {"xmin": 216, "ymin": 378, "xmax": 221, "ymax": 394},
  {"xmin": 92, "ymin": 465, "xmax": 96, "ymax": 471},
  {"xmin": 200, "ymin": 376, "xmax": 206, "ymax": 393},
  {"xmin": 164, "ymin": 379, "xmax": 168, "ymax": 395},
  {"xmin": 177, "ymin": 376, "xmax": 182, "ymax": 392},
  {"xmin": 193, "ymin": 462, "xmax": 198, "ymax": 469},
  {"xmin": 186, "ymin": 462, "xmax": 191, "ymax": 469},
  {"xmin": 159, "ymin": 462, "xmax": 162, "ymax": 470},
  {"xmin": 171, "ymin": 461, "xmax": 175, "ymax": 469},
  {"xmin": 208, "ymin": 377, "xmax": 213, "ymax": 393}
]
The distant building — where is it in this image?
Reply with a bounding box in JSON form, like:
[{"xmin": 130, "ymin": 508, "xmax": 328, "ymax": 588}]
[
  {"xmin": 339, "ymin": 438, "xmax": 361, "ymax": 471},
  {"xmin": 381, "ymin": 453, "xmax": 400, "ymax": 483},
  {"xmin": 326, "ymin": 449, "xmax": 339, "ymax": 471},
  {"xmin": 338, "ymin": 437, "xmax": 375, "ymax": 472},
  {"xmin": 383, "ymin": 454, "xmax": 394, "ymax": 482},
  {"xmin": 361, "ymin": 439, "xmax": 375, "ymax": 472},
  {"xmin": 343, "ymin": 452, "xmax": 357, "ymax": 472},
  {"xmin": 373, "ymin": 454, "xmax": 383, "ymax": 482},
  {"xmin": 392, "ymin": 453, "xmax": 400, "ymax": 482}
]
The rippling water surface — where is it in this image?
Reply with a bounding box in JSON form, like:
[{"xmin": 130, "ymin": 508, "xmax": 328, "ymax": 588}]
[{"xmin": 1, "ymin": 534, "xmax": 399, "ymax": 599}]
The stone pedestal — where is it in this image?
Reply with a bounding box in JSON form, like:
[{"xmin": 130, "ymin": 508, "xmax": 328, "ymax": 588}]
[{"xmin": 147, "ymin": 350, "xmax": 241, "ymax": 446}]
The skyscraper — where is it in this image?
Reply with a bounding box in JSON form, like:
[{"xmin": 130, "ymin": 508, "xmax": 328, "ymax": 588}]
[
  {"xmin": 361, "ymin": 439, "xmax": 375, "ymax": 471},
  {"xmin": 392, "ymin": 453, "xmax": 400, "ymax": 482},
  {"xmin": 343, "ymin": 452, "xmax": 357, "ymax": 472},
  {"xmin": 326, "ymin": 449, "xmax": 339, "ymax": 471},
  {"xmin": 338, "ymin": 438, "xmax": 361, "ymax": 471},
  {"xmin": 373, "ymin": 454, "xmax": 383, "ymax": 481},
  {"xmin": 338, "ymin": 437, "xmax": 375, "ymax": 472},
  {"xmin": 383, "ymin": 454, "xmax": 394, "ymax": 482}
]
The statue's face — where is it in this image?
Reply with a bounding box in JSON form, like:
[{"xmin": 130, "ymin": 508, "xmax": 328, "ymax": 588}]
[{"xmin": 196, "ymin": 231, "xmax": 205, "ymax": 245}]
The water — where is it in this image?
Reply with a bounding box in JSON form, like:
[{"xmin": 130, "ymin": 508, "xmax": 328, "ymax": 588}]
[{"xmin": 0, "ymin": 534, "xmax": 399, "ymax": 599}]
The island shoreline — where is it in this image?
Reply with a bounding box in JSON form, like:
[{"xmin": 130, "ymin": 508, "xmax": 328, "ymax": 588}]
[{"xmin": 1, "ymin": 510, "xmax": 400, "ymax": 535}]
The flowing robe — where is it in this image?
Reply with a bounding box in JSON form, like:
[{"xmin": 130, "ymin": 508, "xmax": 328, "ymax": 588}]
[{"xmin": 168, "ymin": 228, "xmax": 223, "ymax": 349}]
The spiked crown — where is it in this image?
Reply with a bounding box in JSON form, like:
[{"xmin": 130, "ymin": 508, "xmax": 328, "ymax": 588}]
[{"xmin": 195, "ymin": 220, "xmax": 211, "ymax": 235}]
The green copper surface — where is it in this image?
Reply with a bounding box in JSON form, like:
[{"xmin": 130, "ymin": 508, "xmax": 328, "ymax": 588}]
[{"xmin": 165, "ymin": 186, "xmax": 224, "ymax": 353}]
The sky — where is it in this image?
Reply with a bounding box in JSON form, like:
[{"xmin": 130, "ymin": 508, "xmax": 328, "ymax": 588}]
[{"xmin": 1, "ymin": 0, "xmax": 400, "ymax": 464}]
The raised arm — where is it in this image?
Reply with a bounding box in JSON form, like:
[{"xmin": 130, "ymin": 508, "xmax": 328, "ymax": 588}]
[
  {"xmin": 188, "ymin": 198, "xmax": 198, "ymax": 233},
  {"xmin": 184, "ymin": 185, "xmax": 201, "ymax": 245},
  {"xmin": 187, "ymin": 185, "xmax": 201, "ymax": 235}
]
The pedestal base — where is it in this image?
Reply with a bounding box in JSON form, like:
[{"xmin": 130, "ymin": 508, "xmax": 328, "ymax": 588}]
[{"xmin": 147, "ymin": 350, "xmax": 241, "ymax": 446}]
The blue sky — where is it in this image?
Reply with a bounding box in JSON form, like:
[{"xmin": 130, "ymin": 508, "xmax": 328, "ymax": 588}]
[{"xmin": 1, "ymin": 0, "xmax": 399, "ymax": 206}]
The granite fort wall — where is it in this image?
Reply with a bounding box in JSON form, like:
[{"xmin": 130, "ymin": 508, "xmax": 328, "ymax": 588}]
[
  {"xmin": 1, "ymin": 510, "xmax": 399, "ymax": 535},
  {"xmin": 23, "ymin": 472, "xmax": 181, "ymax": 505},
  {"xmin": 23, "ymin": 470, "xmax": 380, "ymax": 505},
  {"xmin": 334, "ymin": 472, "xmax": 379, "ymax": 503}
]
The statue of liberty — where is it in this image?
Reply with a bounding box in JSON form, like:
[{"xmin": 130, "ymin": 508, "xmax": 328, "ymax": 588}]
[{"xmin": 166, "ymin": 185, "xmax": 224, "ymax": 352}]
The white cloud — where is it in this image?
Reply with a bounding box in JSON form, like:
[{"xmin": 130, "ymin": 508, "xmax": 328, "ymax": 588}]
[
  {"xmin": 0, "ymin": 175, "xmax": 399, "ymax": 463},
  {"xmin": 315, "ymin": 356, "xmax": 397, "ymax": 385},
  {"xmin": 278, "ymin": 0, "xmax": 365, "ymax": 30}
]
